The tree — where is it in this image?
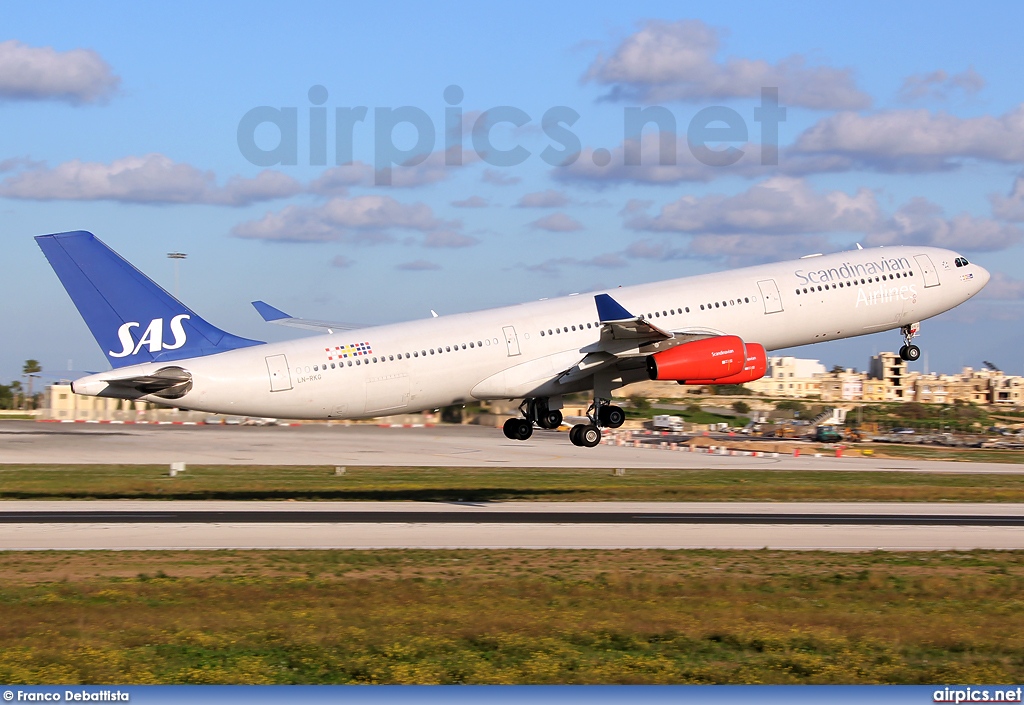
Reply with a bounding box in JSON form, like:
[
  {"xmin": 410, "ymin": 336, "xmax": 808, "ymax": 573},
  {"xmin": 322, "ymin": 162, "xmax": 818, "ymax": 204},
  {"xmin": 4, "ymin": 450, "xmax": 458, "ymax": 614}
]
[
  {"xmin": 732, "ymin": 400, "xmax": 750, "ymax": 414},
  {"xmin": 831, "ymin": 364, "xmax": 845, "ymax": 374},
  {"xmin": 9, "ymin": 380, "xmax": 22, "ymax": 410},
  {"xmin": 628, "ymin": 395, "xmax": 651, "ymax": 413},
  {"xmin": 22, "ymin": 360, "xmax": 41, "ymax": 410},
  {"xmin": 775, "ymin": 400, "xmax": 807, "ymax": 413}
]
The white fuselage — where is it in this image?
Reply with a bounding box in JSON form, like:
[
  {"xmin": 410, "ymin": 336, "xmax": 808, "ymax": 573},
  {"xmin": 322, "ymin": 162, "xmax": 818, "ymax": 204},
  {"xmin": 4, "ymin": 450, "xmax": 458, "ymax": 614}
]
[{"xmin": 73, "ymin": 246, "xmax": 989, "ymax": 419}]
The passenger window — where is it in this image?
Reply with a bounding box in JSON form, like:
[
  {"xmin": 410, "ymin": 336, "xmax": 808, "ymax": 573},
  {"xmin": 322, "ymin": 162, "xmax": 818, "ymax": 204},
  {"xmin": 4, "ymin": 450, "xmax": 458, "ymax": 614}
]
[{"xmin": 469, "ymin": 342, "xmax": 474, "ymax": 348}]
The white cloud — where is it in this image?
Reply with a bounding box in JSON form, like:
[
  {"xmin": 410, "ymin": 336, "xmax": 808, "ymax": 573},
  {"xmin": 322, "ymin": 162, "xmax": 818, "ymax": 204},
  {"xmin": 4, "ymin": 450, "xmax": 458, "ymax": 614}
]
[
  {"xmin": 0, "ymin": 40, "xmax": 119, "ymax": 104},
  {"xmin": 516, "ymin": 189, "xmax": 570, "ymax": 208},
  {"xmin": 990, "ymin": 173, "xmax": 1024, "ymax": 221},
  {"xmin": 451, "ymin": 195, "xmax": 488, "ymax": 208},
  {"xmin": 423, "ymin": 230, "xmax": 480, "ymax": 248},
  {"xmin": 397, "ymin": 259, "xmax": 442, "ymax": 271},
  {"xmin": 523, "ymin": 253, "xmax": 627, "ymax": 274},
  {"xmin": 308, "ymin": 149, "xmax": 475, "ymax": 192},
  {"xmin": 627, "ymin": 176, "xmax": 880, "ymax": 235},
  {"xmin": 625, "ymin": 178, "xmax": 1020, "ymax": 254},
  {"xmin": 898, "ymin": 68, "xmax": 985, "ymax": 103},
  {"xmin": 979, "ymin": 272, "xmax": 1024, "ymax": 300},
  {"xmin": 529, "ymin": 212, "xmax": 584, "ymax": 232},
  {"xmin": 0, "ymin": 154, "xmax": 301, "ymax": 205},
  {"xmin": 623, "ymin": 234, "xmax": 831, "ymax": 267},
  {"xmin": 584, "ymin": 20, "xmax": 870, "ymax": 109},
  {"xmin": 685, "ymin": 234, "xmax": 833, "ymax": 267},
  {"xmin": 481, "ymin": 168, "xmax": 521, "ymax": 186},
  {"xmin": 793, "ymin": 105, "xmax": 1024, "ymax": 170},
  {"xmin": 864, "ymin": 198, "xmax": 1023, "ymax": 251},
  {"xmin": 232, "ymin": 195, "xmax": 445, "ymax": 243}
]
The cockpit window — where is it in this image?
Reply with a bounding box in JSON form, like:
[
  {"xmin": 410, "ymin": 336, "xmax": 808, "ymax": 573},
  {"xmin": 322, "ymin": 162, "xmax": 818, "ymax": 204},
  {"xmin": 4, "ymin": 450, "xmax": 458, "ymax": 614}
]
[{"xmin": 954, "ymin": 256, "xmax": 970, "ymax": 267}]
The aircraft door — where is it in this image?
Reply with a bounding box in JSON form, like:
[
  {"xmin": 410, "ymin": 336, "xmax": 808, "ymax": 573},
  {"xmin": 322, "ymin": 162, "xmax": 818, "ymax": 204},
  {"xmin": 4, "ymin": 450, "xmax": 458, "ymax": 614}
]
[
  {"xmin": 266, "ymin": 354, "xmax": 292, "ymax": 392},
  {"xmin": 914, "ymin": 254, "xmax": 941, "ymax": 288},
  {"xmin": 502, "ymin": 325, "xmax": 521, "ymax": 357},
  {"xmin": 756, "ymin": 279, "xmax": 784, "ymax": 314}
]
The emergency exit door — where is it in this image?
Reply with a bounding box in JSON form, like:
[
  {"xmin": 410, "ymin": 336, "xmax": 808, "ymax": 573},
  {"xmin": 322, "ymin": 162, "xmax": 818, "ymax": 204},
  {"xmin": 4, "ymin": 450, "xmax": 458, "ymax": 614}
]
[
  {"xmin": 502, "ymin": 325, "xmax": 521, "ymax": 356},
  {"xmin": 756, "ymin": 279, "xmax": 784, "ymax": 314},
  {"xmin": 266, "ymin": 354, "xmax": 292, "ymax": 392}
]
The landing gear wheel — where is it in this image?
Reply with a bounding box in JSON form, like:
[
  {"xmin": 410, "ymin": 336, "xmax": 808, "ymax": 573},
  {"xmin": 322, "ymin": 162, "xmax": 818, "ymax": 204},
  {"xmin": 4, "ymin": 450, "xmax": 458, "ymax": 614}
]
[
  {"xmin": 569, "ymin": 424, "xmax": 583, "ymax": 446},
  {"xmin": 513, "ymin": 418, "xmax": 533, "ymax": 441},
  {"xmin": 899, "ymin": 323, "xmax": 921, "ymax": 362},
  {"xmin": 598, "ymin": 405, "xmax": 625, "ymax": 429},
  {"xmin": 502, "ymin": 418, "xmax": 519, "ymax": 439},
  {"xmin": 538, "ymin": 409, "xmax": 562, "ymax": 430},
  {"xmin": 579, "ymin": 424, "xmax": 602, "ymax": 448},
  {"xmin": 504, "ymin": 417, "xmax": 533, "ymax": 440}
]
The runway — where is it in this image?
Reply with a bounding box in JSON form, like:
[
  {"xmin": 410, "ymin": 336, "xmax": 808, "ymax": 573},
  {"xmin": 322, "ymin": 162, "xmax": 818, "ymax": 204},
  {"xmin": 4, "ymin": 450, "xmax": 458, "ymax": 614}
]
[
  {"xmin": 2, "ymin": 420, "xmax": 1022, "ymax": 473},
  {"xmin": 4, "ymin": 501, "xmax": 1024, "ymax": 551}
]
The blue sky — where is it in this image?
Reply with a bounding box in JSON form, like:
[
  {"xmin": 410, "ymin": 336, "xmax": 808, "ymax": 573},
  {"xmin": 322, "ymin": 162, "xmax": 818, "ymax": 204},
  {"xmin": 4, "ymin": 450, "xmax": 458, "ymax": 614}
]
[{"xmin": 3, "ymin": 1, "xmax": 1024, "ymax": 382}]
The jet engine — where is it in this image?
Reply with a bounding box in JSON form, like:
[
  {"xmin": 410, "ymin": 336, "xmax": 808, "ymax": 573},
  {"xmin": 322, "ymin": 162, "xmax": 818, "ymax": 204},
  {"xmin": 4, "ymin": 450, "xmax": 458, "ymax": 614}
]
[
  {"xmin": 682, "ymin": 342, "xmax": 767, "ymax": 385},
  {"xmin": 645, "ymin": 335, "xmax": 747, "ymax": 382}
]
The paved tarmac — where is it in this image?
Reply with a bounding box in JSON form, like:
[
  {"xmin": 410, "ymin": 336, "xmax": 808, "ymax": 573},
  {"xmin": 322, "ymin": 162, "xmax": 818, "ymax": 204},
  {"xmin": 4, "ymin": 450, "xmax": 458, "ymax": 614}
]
[
  {"xmin": 2, "ymin": 501, "xmax": 1023, "ymax": 551},
  {"xmin": 2, "ymin": 420, "xmax": 1022, "ymax": 473}
]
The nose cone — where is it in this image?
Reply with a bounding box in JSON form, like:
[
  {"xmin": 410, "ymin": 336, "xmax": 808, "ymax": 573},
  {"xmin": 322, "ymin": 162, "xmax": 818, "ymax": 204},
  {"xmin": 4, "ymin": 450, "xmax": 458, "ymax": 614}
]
[{"xmin": 976, "ymin": 264, "xmax": 991, "ymax": 290}]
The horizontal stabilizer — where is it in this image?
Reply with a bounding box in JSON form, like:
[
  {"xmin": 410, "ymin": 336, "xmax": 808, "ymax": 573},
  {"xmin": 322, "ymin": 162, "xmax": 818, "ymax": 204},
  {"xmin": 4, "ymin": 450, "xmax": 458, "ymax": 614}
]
[
  {"xmin": 251, "ymin": 300, "xmax": 362, "ymax": 332},
  {"xmin": 74, "ymin": 366, "xmax": 193, "ymax": 400}
]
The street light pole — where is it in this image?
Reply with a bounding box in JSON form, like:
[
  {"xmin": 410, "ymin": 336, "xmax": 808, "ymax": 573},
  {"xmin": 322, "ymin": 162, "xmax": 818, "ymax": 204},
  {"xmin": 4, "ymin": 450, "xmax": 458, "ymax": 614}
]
[{"xmin": 167, "ymin": 252, "xmax": 187, "ymax": 298}]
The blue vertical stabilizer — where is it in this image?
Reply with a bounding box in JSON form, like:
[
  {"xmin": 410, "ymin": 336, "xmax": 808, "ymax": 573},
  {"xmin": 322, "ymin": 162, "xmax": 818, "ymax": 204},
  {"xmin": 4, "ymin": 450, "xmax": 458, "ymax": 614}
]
[{"xmin": 36, "ymin": 231, "xmax": 263, "ymax": 368}]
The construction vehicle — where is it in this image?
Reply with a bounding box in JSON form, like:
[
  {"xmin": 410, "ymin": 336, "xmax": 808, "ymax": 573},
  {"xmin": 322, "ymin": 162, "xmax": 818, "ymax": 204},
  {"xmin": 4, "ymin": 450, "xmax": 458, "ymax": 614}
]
[{"xmin": 814, "ymin": 426, "xmax": 843, "ymax": 443}]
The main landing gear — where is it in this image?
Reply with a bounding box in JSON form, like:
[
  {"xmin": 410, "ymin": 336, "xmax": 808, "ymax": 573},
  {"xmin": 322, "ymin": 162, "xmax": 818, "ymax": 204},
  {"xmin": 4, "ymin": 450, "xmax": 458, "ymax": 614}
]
[
  {"xmin": 502, "ymin": 397, "xmax": 563, "ymax": 441},
  {"xmin": 899, "ymin": 322, "xmax": 921, "ymax": 362},
  {"xmin": 502, "ymin": 396, "xmax": 624, "ymax": 448},
  {"xmin": 568, "ymin": 398, "xmax": 625, "ymax": 448}
]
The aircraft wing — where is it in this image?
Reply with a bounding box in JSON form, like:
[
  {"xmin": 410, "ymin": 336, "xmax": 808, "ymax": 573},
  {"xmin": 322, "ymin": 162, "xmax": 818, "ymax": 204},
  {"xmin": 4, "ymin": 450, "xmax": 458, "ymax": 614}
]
[
  {"xmin": 251, "ymin": 301, "xmax": 363, "ymax": 332},
  {"xmin": 594, "ymin": 293, "xmax": 674, "ymax": 341},
  {"xmin": 556, "ymin": 294, "xmax": 720, "ymax": 386}
]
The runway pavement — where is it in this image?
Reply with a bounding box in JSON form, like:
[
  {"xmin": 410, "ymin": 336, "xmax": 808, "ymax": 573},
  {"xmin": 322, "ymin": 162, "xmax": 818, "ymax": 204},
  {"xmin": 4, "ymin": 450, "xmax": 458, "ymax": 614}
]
[
  {"xmin": 3, "ymin": 501, "xmax": 1024, "ymax": 551},
  {"xmin": 2, "ymin": 420, "xmax": 1022, "ymax": 473}
]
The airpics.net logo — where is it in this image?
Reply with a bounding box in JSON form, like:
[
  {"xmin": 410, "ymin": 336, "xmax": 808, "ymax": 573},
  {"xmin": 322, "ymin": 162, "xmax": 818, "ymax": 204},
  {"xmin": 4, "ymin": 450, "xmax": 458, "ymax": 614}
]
[
  {"xmin": 236, "ymin": 85, "xmax": 787, "ymax": 185},
  {"xmin": 933, "ymin": 686, "xmax": 1023, "ymax": 703}
]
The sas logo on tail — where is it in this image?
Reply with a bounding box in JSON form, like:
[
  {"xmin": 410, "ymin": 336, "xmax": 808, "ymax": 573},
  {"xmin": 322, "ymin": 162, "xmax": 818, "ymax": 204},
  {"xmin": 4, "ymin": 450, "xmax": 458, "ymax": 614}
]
[{"xmin": 110, "ymin": 314, "xmax": 190, "ymax": 358}]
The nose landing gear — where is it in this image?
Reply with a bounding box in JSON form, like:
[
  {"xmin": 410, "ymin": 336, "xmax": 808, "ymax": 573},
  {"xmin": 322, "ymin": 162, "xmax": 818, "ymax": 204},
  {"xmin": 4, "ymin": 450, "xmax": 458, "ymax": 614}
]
[{"xmin": 899, "ymin": 322, "xmax": 921, "ymax": 362}]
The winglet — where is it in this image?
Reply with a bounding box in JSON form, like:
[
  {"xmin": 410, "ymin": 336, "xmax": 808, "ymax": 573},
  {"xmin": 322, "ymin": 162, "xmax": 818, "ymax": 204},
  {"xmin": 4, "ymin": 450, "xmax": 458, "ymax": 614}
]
[
  {"xmin": 251, "ymin": 300, "xmax": 290, "ymax": 322},
  {"xmin": 595, "ymin": 293, "xmax": 634, "ymax": 322}
]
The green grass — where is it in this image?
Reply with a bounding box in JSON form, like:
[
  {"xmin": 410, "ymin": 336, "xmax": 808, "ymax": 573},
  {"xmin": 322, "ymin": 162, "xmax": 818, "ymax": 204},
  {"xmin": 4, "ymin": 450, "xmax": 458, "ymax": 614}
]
[
  {"xmin": 1, "ymin": 549, "xmax": 1022, "ymax": 684},
  {"xmin": 4, "ymin": 464, "xmax": 1024, "ymax": 501}
]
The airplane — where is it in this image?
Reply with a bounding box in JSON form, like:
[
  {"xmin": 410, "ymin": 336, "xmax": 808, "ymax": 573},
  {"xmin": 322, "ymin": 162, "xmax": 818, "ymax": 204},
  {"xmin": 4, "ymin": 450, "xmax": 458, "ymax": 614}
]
[{"xmin": 36, "ymin": 231, "xmax": 989, "ymax": 448}]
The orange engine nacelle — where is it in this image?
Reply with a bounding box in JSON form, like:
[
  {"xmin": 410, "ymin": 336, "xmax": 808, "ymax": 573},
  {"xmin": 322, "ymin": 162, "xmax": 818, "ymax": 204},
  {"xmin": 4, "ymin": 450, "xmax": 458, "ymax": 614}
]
[
  {"xmin": 682, "ymin": 342, "xmax": 767, "ymax": 385},
  {"xmin": 646, "ymin": 335, "xmax": 747, "ymax": 382}
]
